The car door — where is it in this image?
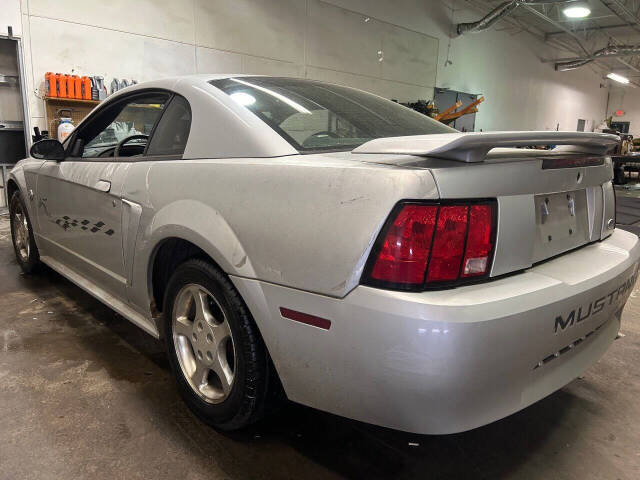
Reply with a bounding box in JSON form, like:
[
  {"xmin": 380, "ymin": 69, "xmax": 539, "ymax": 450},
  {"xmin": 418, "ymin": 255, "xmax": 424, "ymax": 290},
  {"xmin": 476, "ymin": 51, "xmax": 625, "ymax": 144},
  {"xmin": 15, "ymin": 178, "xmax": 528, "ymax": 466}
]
[{"xmin": 35, "ymin": 91, "xmax": 170, "ymax": 298}]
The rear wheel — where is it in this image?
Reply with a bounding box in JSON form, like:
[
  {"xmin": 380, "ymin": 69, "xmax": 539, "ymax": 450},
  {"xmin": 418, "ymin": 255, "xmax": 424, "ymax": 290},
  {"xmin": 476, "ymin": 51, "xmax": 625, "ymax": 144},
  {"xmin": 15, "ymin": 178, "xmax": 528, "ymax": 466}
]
[
  {"xmin": 9, "ymin": 191, "xmax": 40, "ymax": 273},
  {"xmin": 163, "ymin": 259, "xmax": 277, "ymax": 430}
]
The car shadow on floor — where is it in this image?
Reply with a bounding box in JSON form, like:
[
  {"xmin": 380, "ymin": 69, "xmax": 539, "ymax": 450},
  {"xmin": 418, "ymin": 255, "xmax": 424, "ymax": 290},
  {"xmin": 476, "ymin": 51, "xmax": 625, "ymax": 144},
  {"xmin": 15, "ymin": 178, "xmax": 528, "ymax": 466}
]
[{"xmin": 15, "ymin": 263, "xmax": 582, "ymax": 480}]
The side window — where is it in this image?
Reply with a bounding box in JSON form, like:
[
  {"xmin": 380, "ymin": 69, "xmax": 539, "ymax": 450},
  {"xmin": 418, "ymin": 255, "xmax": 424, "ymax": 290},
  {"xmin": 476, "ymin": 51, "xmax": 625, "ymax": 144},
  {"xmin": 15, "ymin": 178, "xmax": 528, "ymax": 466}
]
[
  {"xmin": 146, "ymin": 95, "xmax": 192, "ymax": 157},
  {"xmin": 74, "ymin": 93, "xmax": 169, "ymax": 159}
]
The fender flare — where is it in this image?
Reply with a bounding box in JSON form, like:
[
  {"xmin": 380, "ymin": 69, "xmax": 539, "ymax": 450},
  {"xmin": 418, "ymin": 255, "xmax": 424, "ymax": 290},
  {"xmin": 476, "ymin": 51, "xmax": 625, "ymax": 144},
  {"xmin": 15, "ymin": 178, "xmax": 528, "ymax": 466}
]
[{"xmin": 141, "ymin": 199, "xmax": 257, "ymax": 298}]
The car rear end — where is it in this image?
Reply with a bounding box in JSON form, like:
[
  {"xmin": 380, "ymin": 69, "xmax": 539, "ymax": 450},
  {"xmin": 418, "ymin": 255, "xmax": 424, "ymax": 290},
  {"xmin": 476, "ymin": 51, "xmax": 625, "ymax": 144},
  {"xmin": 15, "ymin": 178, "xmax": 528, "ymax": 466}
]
[
  {"xmin": 342, "ymin": 147, "xmax": 640, "ymax": 433},
  {"xmin": 234, "ymin": 144, "xmax": 640, "ymax": 435},
  {"xmin": 207, "ymin": 77, "xmax": 639, "ymax": 433}
]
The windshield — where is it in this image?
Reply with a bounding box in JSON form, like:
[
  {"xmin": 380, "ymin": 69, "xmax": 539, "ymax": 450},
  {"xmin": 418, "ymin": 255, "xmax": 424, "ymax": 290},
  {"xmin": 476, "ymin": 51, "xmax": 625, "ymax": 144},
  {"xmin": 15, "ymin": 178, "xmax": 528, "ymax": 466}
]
[{"xmin": 209, "ymin": 77, "xmax": 456, "ymax": 152}]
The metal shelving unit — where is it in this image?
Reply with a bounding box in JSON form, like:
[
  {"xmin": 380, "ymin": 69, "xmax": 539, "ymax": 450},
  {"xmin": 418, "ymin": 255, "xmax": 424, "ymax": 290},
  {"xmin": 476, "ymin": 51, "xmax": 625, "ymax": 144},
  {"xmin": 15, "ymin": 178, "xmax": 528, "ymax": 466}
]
[
  {"xmin": 44, "ymin": 97, "xmax": 101, "ymax": 137},
  {"xmin": 0, "ymin": 35, "xmax": 29, "ymax": 197},
  {"xmin": 0, "ymin": 73, "xmax": 18, "ymax": 86}
]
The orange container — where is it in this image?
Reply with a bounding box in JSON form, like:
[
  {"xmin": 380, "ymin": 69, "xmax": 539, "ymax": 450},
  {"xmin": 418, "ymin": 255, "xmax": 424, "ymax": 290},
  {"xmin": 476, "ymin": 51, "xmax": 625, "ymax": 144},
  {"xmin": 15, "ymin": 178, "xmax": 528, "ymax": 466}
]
[
  {"xmin": 81, "ymin": 76, "xmax": 91, "ymax": 100},
  {"xmin": 45, "ymin": 72, "xmax": 57, "ymax": 97},
  {"xmin": 57, "ymin": 73, "xmax": 67, "ymax": 98},
  {"xmin": 67, "ymin": 75, "xmax": 75, "ymax": 99},
  {"xmin": 74, "ymin": 75, "xmax": 82, "ymax": 99}
]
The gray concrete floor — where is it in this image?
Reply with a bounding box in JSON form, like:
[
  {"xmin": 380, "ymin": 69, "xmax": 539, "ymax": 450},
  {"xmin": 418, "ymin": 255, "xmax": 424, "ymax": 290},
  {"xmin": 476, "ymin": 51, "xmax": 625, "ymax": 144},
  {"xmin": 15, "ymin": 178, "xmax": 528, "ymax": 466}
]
[
  {"xmin": 616, "ymin": 184, "xmax": 640, "ymax": 237},
  {"xmin": 1, "ymin": 213, "xmax": 640, "ymax": 480}
]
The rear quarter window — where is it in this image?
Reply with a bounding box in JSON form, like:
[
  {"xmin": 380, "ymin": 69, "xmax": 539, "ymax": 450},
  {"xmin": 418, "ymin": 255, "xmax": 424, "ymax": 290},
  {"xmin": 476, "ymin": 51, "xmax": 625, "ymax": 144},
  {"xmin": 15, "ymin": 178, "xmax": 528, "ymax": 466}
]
[{"xmin": 146, "ymin": 95, "xmax": 192, "ymax": 157}]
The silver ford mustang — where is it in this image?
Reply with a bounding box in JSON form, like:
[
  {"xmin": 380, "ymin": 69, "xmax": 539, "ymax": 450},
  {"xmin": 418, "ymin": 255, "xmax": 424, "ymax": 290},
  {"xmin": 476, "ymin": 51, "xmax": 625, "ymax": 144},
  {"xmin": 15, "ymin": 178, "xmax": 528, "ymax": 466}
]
[{"xmin": 7, "ymin": 75, "xmax": 640, "ymax": 434}]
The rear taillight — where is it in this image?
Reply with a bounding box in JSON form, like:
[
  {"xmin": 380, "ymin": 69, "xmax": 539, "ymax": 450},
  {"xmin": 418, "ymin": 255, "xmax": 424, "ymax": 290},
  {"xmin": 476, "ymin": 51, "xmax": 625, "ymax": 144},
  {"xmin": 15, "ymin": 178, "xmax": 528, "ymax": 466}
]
[
  {"xmin": 461, "ymin": 205, "xmax": 495, "ymax": 278},
  {"xmin": 426, "ymin": 206, "xmax": 468, "ymax": 282},
  {"xmin": 364, "ymin": 201, "xmax": 497, "ymax": 290},
  {"xmin": 370, "ymin": 205, "xmax": 437, "ymax": 284}
]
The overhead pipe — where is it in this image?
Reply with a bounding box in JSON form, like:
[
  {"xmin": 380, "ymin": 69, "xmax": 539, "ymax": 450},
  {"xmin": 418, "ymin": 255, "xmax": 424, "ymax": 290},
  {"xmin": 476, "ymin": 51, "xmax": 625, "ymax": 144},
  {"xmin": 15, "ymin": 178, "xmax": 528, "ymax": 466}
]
[
  {"xmin": 555, "ymin": 44, "xmax": 640, "ymax": 71},
  {"xmin": 457, "ymin": 0, "xmax": 577, "ymax": 36},
  {"xmin": 600, "ymin": 0, "xmax": 640, "ymax": 35},
  {"xmin": 457, "ymin": 1, "xmax": 519, "ymax": 35}
]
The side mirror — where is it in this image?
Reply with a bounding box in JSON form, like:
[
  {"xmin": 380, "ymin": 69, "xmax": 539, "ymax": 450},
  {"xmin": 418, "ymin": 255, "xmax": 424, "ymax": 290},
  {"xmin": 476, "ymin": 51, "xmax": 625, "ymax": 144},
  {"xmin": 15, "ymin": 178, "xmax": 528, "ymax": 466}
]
[{"xmin": 30, "ymin": 139, "xmax": 65, "ymax": 161}]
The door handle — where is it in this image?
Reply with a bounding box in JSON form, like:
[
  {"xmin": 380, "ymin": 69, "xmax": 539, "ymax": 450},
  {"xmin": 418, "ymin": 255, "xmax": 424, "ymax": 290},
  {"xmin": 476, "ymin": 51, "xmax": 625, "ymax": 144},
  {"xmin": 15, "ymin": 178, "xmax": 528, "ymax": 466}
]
[{"xmin": 94, "ymin": 180, "xmax": 111, "ymax": 192}]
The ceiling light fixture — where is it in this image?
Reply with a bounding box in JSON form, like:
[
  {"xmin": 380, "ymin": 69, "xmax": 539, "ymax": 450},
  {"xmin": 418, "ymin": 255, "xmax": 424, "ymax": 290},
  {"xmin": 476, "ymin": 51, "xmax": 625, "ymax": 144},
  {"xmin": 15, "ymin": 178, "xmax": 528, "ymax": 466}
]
[
  {"xmin": 563, "ymin": 3, "xmax": 591, "ymax": 19},
  {"xmin": 607, "ymin": 73, "xmax": 630, "ymax": 84}
]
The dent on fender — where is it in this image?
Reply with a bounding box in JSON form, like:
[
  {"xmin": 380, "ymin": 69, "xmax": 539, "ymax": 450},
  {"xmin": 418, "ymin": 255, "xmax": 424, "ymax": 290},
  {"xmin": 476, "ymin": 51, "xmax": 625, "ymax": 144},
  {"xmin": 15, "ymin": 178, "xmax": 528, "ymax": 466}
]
[{"xmin": 146, "ymin": 199, "xmax": 256, "ymax": 279}]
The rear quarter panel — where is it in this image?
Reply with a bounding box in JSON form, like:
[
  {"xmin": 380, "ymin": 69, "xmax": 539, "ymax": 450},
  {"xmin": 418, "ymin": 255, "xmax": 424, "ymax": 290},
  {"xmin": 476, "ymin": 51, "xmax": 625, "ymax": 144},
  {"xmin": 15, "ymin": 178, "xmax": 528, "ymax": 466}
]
[{"xmin": 125, "ymin": 155, "xmax": 438, "ymax": 315}]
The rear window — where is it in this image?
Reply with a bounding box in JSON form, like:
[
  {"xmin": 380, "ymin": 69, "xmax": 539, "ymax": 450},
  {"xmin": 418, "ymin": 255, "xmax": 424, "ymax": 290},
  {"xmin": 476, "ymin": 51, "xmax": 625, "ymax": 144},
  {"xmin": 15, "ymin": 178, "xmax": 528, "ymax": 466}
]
[{"xmin": 209, "ymin": 77, "xmax": 456, "ymax": 152}]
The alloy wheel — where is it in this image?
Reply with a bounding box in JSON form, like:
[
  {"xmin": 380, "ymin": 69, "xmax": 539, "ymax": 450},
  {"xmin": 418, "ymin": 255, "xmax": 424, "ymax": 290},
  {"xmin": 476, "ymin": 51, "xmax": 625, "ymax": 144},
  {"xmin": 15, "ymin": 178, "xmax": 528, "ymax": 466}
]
[
  {"xmin": 172, "ymin": 284, "xmax": 236, "ymax": 404},
  {"xmin": 12, "ymin": 202, "xmax": 30, "ymax": 263}
]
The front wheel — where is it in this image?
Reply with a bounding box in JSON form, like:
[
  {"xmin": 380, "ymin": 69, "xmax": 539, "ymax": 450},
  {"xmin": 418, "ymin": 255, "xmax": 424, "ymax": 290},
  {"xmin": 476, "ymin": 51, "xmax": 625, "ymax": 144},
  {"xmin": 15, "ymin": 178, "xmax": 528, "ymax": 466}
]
[
  {"xmin": 163, "ymin": 259, "xmax": 277, "ymax": 430},
  {"xmin": 9, "ymin": 191, "xmax": 40, "ymax": 273}
]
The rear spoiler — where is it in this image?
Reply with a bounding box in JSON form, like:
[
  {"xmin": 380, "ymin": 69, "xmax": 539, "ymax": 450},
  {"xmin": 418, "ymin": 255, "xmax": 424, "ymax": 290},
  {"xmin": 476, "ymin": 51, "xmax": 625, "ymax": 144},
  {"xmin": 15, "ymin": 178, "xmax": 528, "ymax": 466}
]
[{"xmin": 352, "ymin": 131, "xmax": 620, "ymax": 163}]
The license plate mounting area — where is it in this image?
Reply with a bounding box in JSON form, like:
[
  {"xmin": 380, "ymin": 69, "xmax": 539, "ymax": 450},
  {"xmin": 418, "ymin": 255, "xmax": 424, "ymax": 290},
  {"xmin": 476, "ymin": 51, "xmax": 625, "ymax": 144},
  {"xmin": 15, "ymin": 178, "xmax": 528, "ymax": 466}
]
[{"xmin": 533, "ymin": 190, "xmax": 589, "ymax": 262}]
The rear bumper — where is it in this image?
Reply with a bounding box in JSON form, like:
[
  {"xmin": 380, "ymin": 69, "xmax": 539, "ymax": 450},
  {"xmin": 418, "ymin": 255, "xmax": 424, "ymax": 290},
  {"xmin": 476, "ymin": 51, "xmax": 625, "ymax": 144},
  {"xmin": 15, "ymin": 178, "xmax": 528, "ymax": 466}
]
[{"xmin": 232, "ymin": 229, "xmax": 640, "ymax": 434}]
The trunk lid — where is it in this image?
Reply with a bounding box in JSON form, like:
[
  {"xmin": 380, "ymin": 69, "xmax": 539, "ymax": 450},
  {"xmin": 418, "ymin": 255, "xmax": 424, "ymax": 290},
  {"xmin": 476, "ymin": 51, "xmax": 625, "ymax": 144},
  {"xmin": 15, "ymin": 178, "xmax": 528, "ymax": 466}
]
[{"xmin": 352, "ymin": 134, "xmax": 617, "ymax": 278}]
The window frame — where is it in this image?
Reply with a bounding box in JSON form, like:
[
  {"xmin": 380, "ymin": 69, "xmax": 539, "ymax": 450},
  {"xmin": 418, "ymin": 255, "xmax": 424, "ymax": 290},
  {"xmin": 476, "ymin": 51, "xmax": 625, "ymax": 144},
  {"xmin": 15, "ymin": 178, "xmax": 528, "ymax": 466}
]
[{"xmin": 63, "ymin": 88, "xmax": 189, "ymax": 162}]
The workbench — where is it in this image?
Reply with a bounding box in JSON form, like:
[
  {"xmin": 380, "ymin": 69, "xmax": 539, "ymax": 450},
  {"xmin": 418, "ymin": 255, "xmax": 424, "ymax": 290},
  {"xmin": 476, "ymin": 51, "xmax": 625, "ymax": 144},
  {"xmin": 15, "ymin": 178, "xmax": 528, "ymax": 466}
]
[{"xmin": 612, "ymin": 155, "xmax": 640, "ymax": 185}]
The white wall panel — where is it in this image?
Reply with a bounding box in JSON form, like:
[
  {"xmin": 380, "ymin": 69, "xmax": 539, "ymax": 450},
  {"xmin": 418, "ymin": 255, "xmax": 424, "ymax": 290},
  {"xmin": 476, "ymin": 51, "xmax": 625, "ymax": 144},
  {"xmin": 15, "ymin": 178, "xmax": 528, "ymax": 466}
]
[
  {"xmin": 29, "ymin": 0, "xmax": 195, "ymax": 44},
  {"xmin": 380, "ymin": 23, "xmax": 437, "ymax": 87},
  {"xmin": 322, "ymin": 0, "xmax": 450, "ymax": 38},
  {"xmin": 0, "ymin": 0, "xmax": 22, "ymax": 37},
  {"xmin": 28, "ymin": 16, "xmax": 195, "ymax": 90},
  {"xmin": 307, "ymin": 66, "xmax": 433, "ymax": 103},
  {"xmin": 196, "ymin": 47, "xmax": 243, "ymax": 74},
  {"xmin": 241, "ymin": 56, "xmax": 304, "ymax": 77},
  {"xmin": 306, "ymin": 0, "xmax": 380, "ymax": 78},
  {"xmin": 194, "ymin": 0, "xmax": 305, "ymax": 64}
]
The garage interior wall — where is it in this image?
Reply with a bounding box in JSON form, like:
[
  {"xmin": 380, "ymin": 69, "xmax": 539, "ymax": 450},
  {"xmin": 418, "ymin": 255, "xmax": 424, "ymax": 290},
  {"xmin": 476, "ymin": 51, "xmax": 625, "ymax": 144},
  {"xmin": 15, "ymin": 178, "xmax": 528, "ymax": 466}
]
[
  {"xmin": 607, "ymin": 86, "xmax": 640, "ymax": 136},
  {"xmin": 2, "ymin": 0, "xmax": 609, "ymax": 138}
]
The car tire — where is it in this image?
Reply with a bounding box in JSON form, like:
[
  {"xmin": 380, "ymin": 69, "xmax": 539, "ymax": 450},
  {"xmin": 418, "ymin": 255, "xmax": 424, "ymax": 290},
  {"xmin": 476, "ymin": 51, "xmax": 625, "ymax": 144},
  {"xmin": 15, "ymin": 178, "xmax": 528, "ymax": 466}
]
[
  {"xmin": 9, "ymin": 191, "xmax": 40, "ymax": 274},
  {"xmin": 163, "ymin": 258, "xmax": 278, "ymax": 430}
]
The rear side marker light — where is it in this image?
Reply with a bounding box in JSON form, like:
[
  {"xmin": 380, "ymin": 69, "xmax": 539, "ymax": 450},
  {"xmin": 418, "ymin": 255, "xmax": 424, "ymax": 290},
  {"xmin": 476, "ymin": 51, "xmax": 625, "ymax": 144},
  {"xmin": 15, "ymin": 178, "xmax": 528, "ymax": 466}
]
[
  {"xmin": 280, "ymin": 307, "xmax": 331, "ymax": 330},
  {"xmin": 364, "ymin": 201, "xmax": 497, "ymax": 290}
]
